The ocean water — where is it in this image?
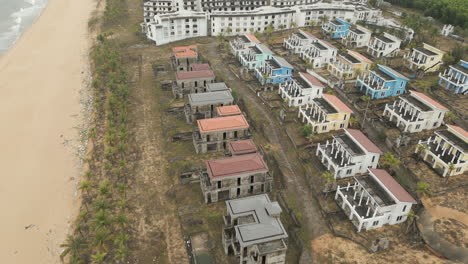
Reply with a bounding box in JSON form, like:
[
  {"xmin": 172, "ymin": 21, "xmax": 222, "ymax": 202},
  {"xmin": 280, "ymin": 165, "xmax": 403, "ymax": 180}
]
[{"xmin": 0, "ymin": 0, "xmax": 48, "ymax": 54}]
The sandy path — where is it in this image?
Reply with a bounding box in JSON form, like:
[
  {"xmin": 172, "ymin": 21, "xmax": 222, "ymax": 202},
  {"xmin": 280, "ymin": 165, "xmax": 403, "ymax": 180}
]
[{"xmin": 0, "ymin": 0, "xmax": 94, "ymax": 263}]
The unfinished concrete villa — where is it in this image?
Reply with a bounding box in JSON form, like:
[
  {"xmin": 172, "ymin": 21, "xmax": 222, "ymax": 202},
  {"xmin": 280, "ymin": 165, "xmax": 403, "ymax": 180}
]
[
  {"xmin": 278, "ymin": 72, "xmax": 324, "ymax": 107},
  {"xmin": 316, "ymin": 129, "xmax": 382, "ymax": 178},
  {"xmin": 185, "ymin": 90, "xmax": 234, "ymax": 123},
  {"xmin": 416, "ymin": 125, "xmax": 467, "ymax": 177},
  {"xmin": 193, "ymin": 114, "xmax": 251, "ymax": 153},
  {"xmin": 383, "ymin": 90, "xmax": 448, "ymax": 133},
  {"xmin": 222, "ymin": 194, "xmax": 288, "ymax": 264},
  {"xmin": 173, "ymin": 69, "xmax": 216, "ymax": 98},
  {"xmin": 335, "ymin": 168, "xmax": 417, "ymax": 232},
  {"xmin": 228, "ymin": 139, "xmax": 258, "ymax": 156},
  {"xmin": 199, "ymin": 153, "xmax": 272, "ymax": 203},
  {"xmin": 172, "ymin": 45, "xmax": 199, "ymax": 71}
]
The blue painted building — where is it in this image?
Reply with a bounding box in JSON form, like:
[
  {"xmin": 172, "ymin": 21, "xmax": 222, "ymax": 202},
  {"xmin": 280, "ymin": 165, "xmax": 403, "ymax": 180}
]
[
  {"xmin": 322, "ymin": 18, "xmax": 350, "ymax": 39},
  {"xmin": 438, "ymin": 60, "xmax": 468, "ymax": 95},
  {"xmin": 355, "ymin": 65, "xmax": 409, "ymax": 99},
  {"xmin": 254, "ymin": 56, "xmax": 294, "ymax": 85}
]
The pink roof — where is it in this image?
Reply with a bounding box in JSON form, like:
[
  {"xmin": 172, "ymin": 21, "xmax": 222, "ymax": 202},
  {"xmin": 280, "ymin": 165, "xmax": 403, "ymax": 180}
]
[
  {"xmin": 302, "ymin": 30, "xmax": 317, "ymax": 39},
  {"xmin": 323, "ymin": 94, "xmax": 353, "ymax": 113},
  {"xmin": 217, "ymin": 105, "xmax": 242, "ymax": 116},
  {"xmin": 411, "ymin": 91, "xmax": 448, "ymax": 111},
  {"xmin": 300, "ymin": 72, "xmax": 325, "ymax": 88},
  {"xmin": 320, "ymin": 40, "xmax": 337, "ymax": 50},
  {"xmin": 176, "ymin": 70, "xmax": 215, "ymax": 80},
  {"xmin": 206, "ymin": 153, "xmax": 268, "ymax": 178},
  {"xmin": 245, "ymin": 33, "xmax": 260, "ymax": 44},
  {"xmin": 369, "ymin": 169, "xmax": 417, "ymax": 204},
  {"xmin": 447, "ymin": 125, "xmax": 468, "ymax": 139},
  {"xmin": 345, "ymin": 129, "xmax": 383, "ymax": 154},
  {"xmin": 348, "ymin": 50, "xmax": 372, "ymax": 64},
  {"xmin": 191, "ymin": 63, "xmax": 211, "ymax": 71},
  {"xmin": 197, "ymin": 114, "xmax": 249, "ymax": 133},
  {"xmin": 229, "ymin": 139, "xmax": 258, "ymax": 155},
  {"xmin": 173, "ymin": 45, "xmax": 198, "ymax": 58}
]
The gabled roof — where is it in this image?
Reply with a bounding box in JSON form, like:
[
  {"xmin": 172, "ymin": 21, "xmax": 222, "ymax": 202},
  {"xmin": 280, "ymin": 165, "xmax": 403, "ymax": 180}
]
[
  {"xmin": 245, "ymin": 33, "xmax": 260, "ymax": 44},
  {"xmin": 369, "ymin": 169, "xmax": 417, "ymax": 204},
  {"xmin": 176, "ymin": 70, "xmax": 215, "ymax": 80},
  {"xmin": 300, "ymin": 29, "xmax": 317, "ymax": 39},
  {"xmin": 410, "ymin": 91, "xmax": 448, "ymax": 111},
  {"xmin": 197, "ymin": 114, "xmax": 249, "ymax": 133},
  {"xmin": 188, "ymin": 91, "xmax": 233, "ymax": 106},
  {"xmin": 345, "ymin": 129, "xmax": 383, "ymax": 154},
  {"xmin": 229, "ymin": 139, "xmax": 258, "ymax": 155},
  {"xmin": 348, "ymin": 50, "xmax": 372, "ymax": 64},
  {"xmin": 274, "ymin": 56, "xmax": 293, "ymax": 69},
  {"xmin": 323, "ymin": 94, "xmax": 353, "ymax": 113},
  {"xmin": 447, "ymin": 125, "xmax": 468, "ymax": 139},
  {"xmin": 217, "ymin": 105, "xmax": 242, "ymax": 116},
  {"xmin": 320, "ymin": 39, "xmax": 337, "ymax": 50},
  {"xmin": 378, "ymin": 65, "xmax": 408, "ymax": 81},
  {"xmin": 257, "ymin": 44, "xmax": 273, "ymax": 54},
  {"xmin": 206, "ymin": 153, "xmax": 268, "ymax": 178},
  {"xmin": 300, "ymin": 72, "xmax": 325, "ymax": 88},
  {"xmin": 173, "ymin": 45, "xmax": 198, "ymax": 58},
  {"xmin": 191, "ymin": 63, "xmax": 211, "ymax": 71}
]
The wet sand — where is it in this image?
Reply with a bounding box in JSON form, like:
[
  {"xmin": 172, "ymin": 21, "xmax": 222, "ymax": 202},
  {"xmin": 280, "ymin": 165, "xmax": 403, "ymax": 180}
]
[{"xmin": 0, "ymin": 0, "xmax": 95, "ymax": 263}]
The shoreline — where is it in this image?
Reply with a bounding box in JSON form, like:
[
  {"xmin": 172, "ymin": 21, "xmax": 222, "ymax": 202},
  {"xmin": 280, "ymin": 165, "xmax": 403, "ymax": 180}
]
[{"xmin": 0, "ymin": 0, "xmax": 95, "ymax": 263}]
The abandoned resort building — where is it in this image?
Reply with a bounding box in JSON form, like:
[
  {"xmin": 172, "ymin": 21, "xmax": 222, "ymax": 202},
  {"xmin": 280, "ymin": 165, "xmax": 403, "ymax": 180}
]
[
  {"xmin": 254, "ymin": 56, "xmax": 294, "ymax": 85},
  {"xmin": 185, "ymin": 90, "xmax": 234, "ymax": 123},
  {"xmin": 200, "ymin": 153, "xmax": 272, "ymax": 203},
  {"xmin": 366, "ymin": 32, "xmax": 401, "ymax": 58},
  {"xmin": 327, "ymin": 50, "xmax": 372, "ymax": 80},
  {"xmin": 222, "ymin": 194, "xmax": 288, "ymax": 264},
  {"xmin": 298, "ymin": 93, "xmax": 353, "ymax": 134},
  {"xmin": 217, "ymin": 105, "xmax": 243, "ymax": 117},
  {"xmin": 321, "ymin": 18, "xmax": 351, "ymax": 39},
  {"xmin": 383, "ymin": 91, "xmax": 449, "ymax": 133},
  {"xmin": 230, "ymin": 33, "xmax": 261, "ymax": 58},
  {"xmin": 239, "ymin": 44, "xmax": 274, "ymax": 70},
  {"xmin": 278, "ymin": 72, "xmax": 324, "ymax": 107},
  {"xmin": 355, "ymin": 64, "xmax": 409, "ymax": 99},
  {"xmin": 405, "ymin": 43, "xmax": 445, "ymax": 73},
  {"xmin": 335, "ymin": 168, "xmax": 417, "ymax": 232},
  {"xmin": 438, "ymin": 59, "xmax": 468, "ymax": 95},
  {"xmin": 283, "ymin": 29, "xmax": 317, "ymax": 54},
  {"xmin": 300, "ymin": 39, "xmax": 338, "ymax": 68},
  {"xmin": 416, "ymin": 125, "xmax": 468, "ymax": 177},
  {"xmin": 341, "ymin": 25, "xmax": 371, "ymax": 48},
  {"xmin": 228, "ymin": 139, "xmax": 258, "ymax": 156},
  {"xmin": 172, "ymin": 45, "xmax": 199, "ymax": 71},
  {"xmin": 316, "ymin": 129, "xmax": 382, "ymax": 179}
]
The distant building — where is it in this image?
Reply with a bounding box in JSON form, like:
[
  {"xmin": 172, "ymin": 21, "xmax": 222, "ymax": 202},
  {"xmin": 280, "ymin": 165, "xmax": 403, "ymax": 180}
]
[
  {"xmin": 173, "ymin": 69, "xmax": 216, "ymax": 98},
  {"xmin": 322, "ymin": 18, "xmax": 351, "ymax": 39},
  {"xmin": 230, "ymin": 33, "xmax": 261, "ymax": 58},
  {"xmin": 367, "ymin": 32, "xmax": 401, "ymax": 58},
  {"xmin": 222, "ymin": 194, "xmax": 288, "ymax": 263},
  {"xmin": 300, "ymin": 39, "xmax": 338, "ymax": 68},
  {"xmin": 383, "ymin": 91, "xmax": 448, "ymax": 133},
  {"xmin": 316, "ymin": 129, "xmax": 382, "ymax": 178},
  {"xmin": 342, "ymin": 25, "xmax": 372, "ymax": 48},
  {"xmin": 200, "ymin": 153, "xmax": 272, "ymax": 203},
  {"xmin": 172, "ymin": 45, "xmax": 199, "ymax": 72},
  {"xmin": 441, "ymin": 24, "xmax": 454, "ymax": 37},
  {"xmin": 185, "ymin": 91, "xmax": 234, "ymax": 123},
  {"xmin": 239, "ymin": 44, "xmax": 274, "ymax": 70},
  {"xmin": 416, "ymin": 125, "xmax": 467, "ymax": 177},
  {"xmin": 228, "ymin": 139, "xmax": 258, "ymax": 156},
  {"xmin": 283, "ymin": 30, "xmax": 318, "ymax": 54},
  {"xmin": 327, "ymin": 50, "xmax": 372, "ymax": 80},
  {"xmin": 335, "ymin": 168, "xmax": 417, "ymax": 232},
  {"xmin": 193, "ymin": 114, "xmax": 251, "ymax": 153},
  {"xmin": 254, "ymin": 56, "xmax": 294, "ymax": 85},
  {"xmin": 438, "ymin": 60, "xmax": 468, "ymax": 95},
  {"xmin": 355, "ymin": 64, "xmax": 408, "ymax": 99},
  {"xmin": 406, "ymin": 43, "xmax": 445, "ymax": 73},
  {"xmin": 298, "ymin": 93, "xmax": 353, "ymax": 134},
  {"xmin": 278, "ymin": 72, "xmax": 324, "ymax": 107}
]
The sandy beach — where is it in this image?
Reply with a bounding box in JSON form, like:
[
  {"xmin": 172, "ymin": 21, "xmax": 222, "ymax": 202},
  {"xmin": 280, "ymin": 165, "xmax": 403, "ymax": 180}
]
[{"xmin": 0, "ymin": 0, "xmax": 95, "ymax": 263}]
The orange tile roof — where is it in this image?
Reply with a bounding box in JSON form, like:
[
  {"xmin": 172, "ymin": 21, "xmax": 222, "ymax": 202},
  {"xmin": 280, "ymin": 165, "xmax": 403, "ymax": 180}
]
[
  {"xmin": 173, "ymin": 45, "xmax": 198, "ymax": 58},
  {"xmin": 323, "ymin": 94, "xmax": 353, "ymax": 113},
  {"xmin": 197, "ymin": 114, "xmax": 249, "ymax": 133},
  {"xmin": 346, "ymin": 129, "xmax": 383, "ymax": 154},
  {"xmin": 216, "ymin": 105, "xmax": 242, "ymax": 116},
  {"xmin": 411, "ymin": 91, "xmax": 448, "ymax": 111},
  {"xmin": 300, "ymin": 72, "xmax": 325, "ymax": 88},
  {"xmin": 369, "ymin": 169, "xmax": 416, "ymax": 203},
  {"xmin": 447, "ymin": 125, "xmax": 468, "ymax": 139},
  {"xmin": 206, "ymin": 153, "xmax": 268, "ymax": 178},
  {"xmin": 245, "ymin": 33, "xmax": 260, "ymax": 44},
  {"xmin": 229, "ymin": 139, "xmax": 258, "ymax": 155},
  {"xmin": 176, "ymin": 70, "xmax": 215, "ymax": 80}
]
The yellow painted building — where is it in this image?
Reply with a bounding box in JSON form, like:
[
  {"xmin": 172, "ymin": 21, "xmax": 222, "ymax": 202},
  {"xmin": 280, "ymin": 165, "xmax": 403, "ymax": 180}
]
[
  {"xmin": 407, "ymin": 43, "xmax": 445, "ymax": 73},
  {"xmin": 327, "ymin": 50, "xmax": 372, "ymax": 80}
]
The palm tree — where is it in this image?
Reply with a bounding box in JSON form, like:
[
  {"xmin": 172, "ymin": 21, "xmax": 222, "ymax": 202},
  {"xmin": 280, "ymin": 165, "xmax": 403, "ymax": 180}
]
[
  {"xmin": 405, "ymin": 209, "xmax": 419, "ymax": 233},
  {"xmin": 415, "ymin": 181, "xmax": 431, "ymax": 197},
  {"xmin": 93, "ymin": 228, "xmax": 112, "ymax": 251},
  {"xmin": 116, "ymin": 183, "xmax": 127, "ymax": 199},
  {"xmin": 98, "ymin": 180, "xmax": 111, "ymax": 197},
  {"xmin": 445, "ymin": 163, "xmax": 456, "ymax": 184},
  {"xmin": 60, "ymin": 235, "xmax": 86, "ymax": 262},
  {"xmin": 360, "ymin": 95, "xmax": 371, "ymax": 127},
  {"xmin": 444, "ymin": 111, "xmax": 455, "ymax": 124},
  {"xmin": 380, "ymin": 152, "xmax": 401, "ymax": 172},
  {"xmin": 349, "ymin": 116, "xmax": 359, "ymax": 128},
  {"xmin": 91, "ymin": 251, "xmax": 107, "ymax": 263},
  {"xmin": 300, "ymin": 124, "xmax": 313, "ymax": 137},
  {"xmin": 79, "ymin": 181, "xmax": 91, "ymax": 197},
  {"xmin": 321, "ymin": 171, "xmax": 336, "ymax": 196},
  {"xmin": 114, "ymin": 213, "xmax": 129, "ymax": 230},
  {"xmin": 92, "ymin": 210, "xmax": 112, "ymax": 228}
]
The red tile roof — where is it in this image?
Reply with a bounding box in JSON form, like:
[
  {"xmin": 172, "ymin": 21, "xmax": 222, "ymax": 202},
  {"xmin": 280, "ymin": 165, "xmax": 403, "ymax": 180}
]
[
  {"xmin": 411, "ymin": 91, "xmax": 448, "ymax": 111},
  {"xmin": 191, "ymin": 63, "xmax": 211, "ymax": 71},
  {"xmin": 302, "ymin": 30, "xmax": 317, "ymax": 39},
  {"xmin": 197, "ymin": 114, "xmax": 249, "ymax": 133},
  {"xmin": 217, "ymin": 105, "xmax": 242, "ymax": 116},
  {"xmin": 245, "ymin": 33, "xmax": 260, "ymax": 44},
  {"xmin": 348, "ymin": 50, "xmax": 372, "ymax": 64},
  {"xmin": 447, "ymin": 125, "xmax": 468, "ymax": 139},
  {"xmin": 324, "ymin": 94, "xmax": 353, "ymax": 113},
  {"xmin": 206, "ymin": 153, "xmax": 268, "ymax": 178},
  {"xmin": 176, "ymin": 70, "xmax": 215, "ymax": 80},
  {"xmin": 320, "ymin": 40, "xmax": 337, "ymax": 50},
  {"xmin": 229, "ymin": 139, "xmax": 258, "ymax": 155},
  {"xmin": 346, "ymin": 129, "xmax": 383, "ymax": 154},
  {"xmin": 369, "ymin": 169, "xmax": 417, "ymax": 203},
  {"xmin": 300, "ymin": 72, "xmax": 325, "ymax": 88},
  {"xmin": 173, "ymin": 45, "xmax": 198, "ymax": 58}
]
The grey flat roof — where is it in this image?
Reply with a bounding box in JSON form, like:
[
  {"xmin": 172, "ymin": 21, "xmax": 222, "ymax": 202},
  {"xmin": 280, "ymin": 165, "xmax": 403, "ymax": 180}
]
[
  {"xmin": 258, "ymin": 44, "xmax": 273, "ymax": 54},
  {"xmin": 207, "ymin": 82, "xmax": 229, "ymax": 92},
  {"xmin": 188, "ymin": 91, "xmax": 233, "ymax": 106},
  {"xmin": 452, "ymin": 64, "xmax": 468, "ymax": 75},
  {"xmin": 341, "ymin": 53, "xmax": 360, "ymax": 64},
  {"xmin": 436, "ymin": 130, "xmax": 468, "ymax": 153},
  {"xmin": 414, "ymin": 47, "xmax": 438, "ymax": 56},
  {"xmin": 275, "ymin": 56, "xmax": 293, "ymax": 69},
  {"xmin": 313, "ymin": 42, "xmax": 328, "ymax": 50},
  {"xmin": 404, "ymin": 95, "xmax": 432, "ymax": 112},
  {"xmin": 375, "ymin": 35, "xmax": 395, "ymax": 44},
  {"xmin": 335, "ymin": 133, "xmax": 365, "ymax": 156},
  {"xmin": 351, "ymin": 27, "xmax": 365, "ymax": 35},
  {"xmin": 226, "ymin": 194, "xmax": 288, "ymax": 247},
  {"xmin": 314, "ymin": 98, "xmax": 338, "ymax": 114}
]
